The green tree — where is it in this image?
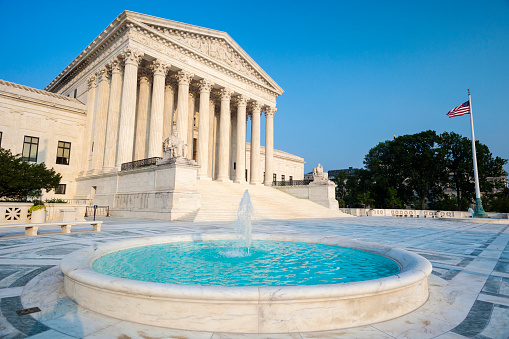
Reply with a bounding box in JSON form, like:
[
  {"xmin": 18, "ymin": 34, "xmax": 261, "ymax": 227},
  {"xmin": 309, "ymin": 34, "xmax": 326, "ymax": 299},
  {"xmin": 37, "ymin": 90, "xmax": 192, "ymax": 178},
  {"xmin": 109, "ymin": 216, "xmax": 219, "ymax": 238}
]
[{"xmin": 0, "ymin": 148, "xmax": 62, "ymax": 201}]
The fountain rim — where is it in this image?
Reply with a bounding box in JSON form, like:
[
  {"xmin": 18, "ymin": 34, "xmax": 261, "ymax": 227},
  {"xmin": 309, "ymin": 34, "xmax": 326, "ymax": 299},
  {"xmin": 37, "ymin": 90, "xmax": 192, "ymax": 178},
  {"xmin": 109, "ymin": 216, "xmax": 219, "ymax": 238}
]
[{"xmin": 61, "ymin": 233, "xmax": 432, "ymax": 301}]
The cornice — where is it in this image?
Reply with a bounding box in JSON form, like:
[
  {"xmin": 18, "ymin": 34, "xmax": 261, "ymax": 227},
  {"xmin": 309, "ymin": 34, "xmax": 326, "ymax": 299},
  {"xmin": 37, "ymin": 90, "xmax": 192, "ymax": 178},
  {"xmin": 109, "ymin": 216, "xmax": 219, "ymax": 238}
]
[{"xmin": 0, "ymin": 90, "xmax": 86, "ymax": 115}]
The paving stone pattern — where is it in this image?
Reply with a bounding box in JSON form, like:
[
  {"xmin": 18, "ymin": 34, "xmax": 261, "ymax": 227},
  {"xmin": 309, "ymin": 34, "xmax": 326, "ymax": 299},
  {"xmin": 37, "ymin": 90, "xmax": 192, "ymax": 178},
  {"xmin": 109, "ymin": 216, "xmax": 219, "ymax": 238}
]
[{"xmin": 0, "ymin": 216, "xmax": 508, "ymax": 338}]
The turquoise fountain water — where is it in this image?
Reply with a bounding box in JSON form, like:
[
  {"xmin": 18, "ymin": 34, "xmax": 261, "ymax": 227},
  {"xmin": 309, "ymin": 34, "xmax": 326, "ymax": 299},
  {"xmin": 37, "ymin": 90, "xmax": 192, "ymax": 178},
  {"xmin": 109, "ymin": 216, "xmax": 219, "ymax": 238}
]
[{"xmin": 93, "ymin": 190, "xmax": 400, "ymax": 286}]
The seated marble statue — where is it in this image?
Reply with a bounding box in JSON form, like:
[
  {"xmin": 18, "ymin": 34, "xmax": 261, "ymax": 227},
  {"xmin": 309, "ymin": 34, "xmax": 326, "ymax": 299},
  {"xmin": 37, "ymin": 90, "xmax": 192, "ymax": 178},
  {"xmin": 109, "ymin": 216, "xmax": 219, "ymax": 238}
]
[
  {"xmin": 312, "ymin": 163, "xmax": 328, "ymax": 181},
  {"xmin": 163, "ymin": 130, "xmax": 187, "ymax": 159}
]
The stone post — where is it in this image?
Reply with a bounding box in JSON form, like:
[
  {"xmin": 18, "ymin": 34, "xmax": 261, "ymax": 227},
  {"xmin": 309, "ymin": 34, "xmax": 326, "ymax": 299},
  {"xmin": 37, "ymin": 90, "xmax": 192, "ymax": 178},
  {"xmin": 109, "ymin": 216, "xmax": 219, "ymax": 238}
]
[
  {"xmin": 116, "ymin": 48, "xmax": 143, "ymax": 169},
  {"xmin": 187, "ymin": 91, "xmax": 196, "ymax": 158},
  {"xmin": 103, "ymin": 57, "xmax": 123, "ymax": 172},
  {"xmin": 208, "ymin": 95, "xmax": 216, "ymax": 178},
  {"xmin": 264, "ymin": 107, "xmax": 276, "ymax": 186},
  {"xmin": 176, "ymin": 70, "xmax": 193, "ymax": 158},
  {"xmin": 234, "ymin": 95, "xmax": 248, "ymax": 183},
  {"xmin": 82, "ymin": 74, "xmax": 97, "ymax": 175},
  {"xmin": 134, "ymin": 68, "xmax": 151, "ymax": 161},
  {"xmin": 163, "ymin": 78, "xmax": 176, "ymax": 140},
  {"xmin": 249, "ymin": 101, "xmax": 262, "ymax": 184},
  {"xmin": 148, "ymin": 60, "xmax": 168, "ymax": 158},
  {"xmin": 197, "ymin": 80, "xmax": 213, "ymax": 179},
  {"xmin": 217, "ymin": 88, "xmax": 233, "ymax": 182},
  {"xmin": 90, "ymin": 67, "xmax": 110, "ymax": 174}
]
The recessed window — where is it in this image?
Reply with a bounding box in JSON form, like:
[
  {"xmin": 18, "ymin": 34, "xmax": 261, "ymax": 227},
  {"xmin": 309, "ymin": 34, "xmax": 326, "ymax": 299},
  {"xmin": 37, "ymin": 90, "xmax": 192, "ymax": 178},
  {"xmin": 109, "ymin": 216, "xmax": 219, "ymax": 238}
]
[
  {"xmin": 0, "ymin": 131, "xmax": 2, "ymax": 147},
  {"xmin": 56, "ymin": 141, "xmax": 71, "ymax": 165},
  {"xmin": 22, "ymin": 136, "xmax": 39, "ymax": 162},
  {"xmin": 55, "ymin": 184, "xmax": 66, "ymax": 195},
  {"xmin": 73, "ymin": 89, "xmax": 77, "ymax": 98},
  {"xmin": 281, "ymin": 174, "xmax": 285, "ymax": 181},
  {"xmin": 289, "ymin": 176, "xmax": 293, "ymax": 183},
  {"xmin": 273, "ymin": 173, "xmax": 277, "ymax": 182}
]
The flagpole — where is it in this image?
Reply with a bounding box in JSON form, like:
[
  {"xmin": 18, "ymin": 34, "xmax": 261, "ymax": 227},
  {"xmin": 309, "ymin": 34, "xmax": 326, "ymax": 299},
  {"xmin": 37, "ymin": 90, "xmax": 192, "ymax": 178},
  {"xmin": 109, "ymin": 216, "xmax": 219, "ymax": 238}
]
[{"xmin": 468, "ymin": 89, "xmax": 488, "ymax": 217}]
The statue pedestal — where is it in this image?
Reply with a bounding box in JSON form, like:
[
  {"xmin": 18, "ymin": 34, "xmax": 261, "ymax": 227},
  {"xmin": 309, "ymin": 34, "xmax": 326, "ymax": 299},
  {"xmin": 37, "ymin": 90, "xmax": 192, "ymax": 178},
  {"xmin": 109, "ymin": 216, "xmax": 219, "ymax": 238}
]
[
  {"xmin": 309, "ymin": 180, "xmax": 339, "ymax": 210},
  {"xmin": 76, "ymin": 158, "xmax": 200, "ymax": 221}
]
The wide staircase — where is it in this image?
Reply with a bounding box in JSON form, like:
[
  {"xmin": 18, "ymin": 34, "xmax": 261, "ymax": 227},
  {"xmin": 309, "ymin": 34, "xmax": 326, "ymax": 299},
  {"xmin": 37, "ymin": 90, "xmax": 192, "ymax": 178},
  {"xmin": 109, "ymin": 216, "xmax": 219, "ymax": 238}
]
[{"xmin": 180, "ymin": 179, "xmax": 353, "ymax": 222}]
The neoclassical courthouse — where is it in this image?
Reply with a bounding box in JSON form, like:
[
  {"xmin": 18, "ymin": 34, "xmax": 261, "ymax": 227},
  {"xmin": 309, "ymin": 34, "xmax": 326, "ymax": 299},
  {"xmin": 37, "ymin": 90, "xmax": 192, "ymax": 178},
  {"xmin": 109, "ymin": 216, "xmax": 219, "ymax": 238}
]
[{"xmin": 1, "ymin": 11, "xmax": 305, "ymax": 195}]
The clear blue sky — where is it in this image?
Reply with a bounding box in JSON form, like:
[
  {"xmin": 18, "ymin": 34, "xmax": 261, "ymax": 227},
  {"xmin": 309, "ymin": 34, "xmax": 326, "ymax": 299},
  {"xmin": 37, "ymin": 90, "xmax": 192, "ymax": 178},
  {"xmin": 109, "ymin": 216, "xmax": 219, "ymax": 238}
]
[{"xmin": 1, "ymin": 0, "xmax": 508, "ymax": 173}]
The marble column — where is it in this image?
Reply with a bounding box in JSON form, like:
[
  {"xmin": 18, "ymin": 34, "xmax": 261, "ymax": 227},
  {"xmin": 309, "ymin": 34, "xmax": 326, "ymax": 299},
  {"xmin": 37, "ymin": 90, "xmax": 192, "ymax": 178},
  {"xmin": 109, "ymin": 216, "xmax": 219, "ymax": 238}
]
[
  {"xmin": 197, "ymin": 80, "xmax": 213, "ymax": 178},
  {"xmin": 134, "ymin": 68, "xmax": 151, "ymax": 161},
  {"xmin": 187, "ymin": 91, "xmax": 196, "ymax": 158},
  {"xmin": 249, "ymin": 101, "xmax": 262, "ymax": 184},
  {"xmin": 208, "ymin": 96, "xmax": 216, "ymax": 178},
  {"xmin": 234, "ymin": 95, "xmax": 248, "ymax": 183},
  {"xmin": 116, "ymin": 48, "xmax": 143, "ymax": 169},
  {"xmin": 217, "ymin": 88, "xmax": 233, "ymax": 182},
  {"xmin": 264, "ymin": 107, "xmax": 276, "ymax": 186},
  {"xmin": 90, "ymin": 67, "xmax": 110, "ymax": 174},
  {"xmin": 82, "ymin": 74, "xmax": 97, "ymax": 175},
  {"xmin": 162, "ymin": 78, "xmax": 175, "ymax": 139},
  {"xmin": 176, "ymin": 70, "xmax": 193, "ymax": 158},
  {"xmin": 103, "ymin": 57, "xmax": 123, "ymax": 172},
  {"xmin": 148, "ymin": 60, "xmax": 168, "ymax": 158}
]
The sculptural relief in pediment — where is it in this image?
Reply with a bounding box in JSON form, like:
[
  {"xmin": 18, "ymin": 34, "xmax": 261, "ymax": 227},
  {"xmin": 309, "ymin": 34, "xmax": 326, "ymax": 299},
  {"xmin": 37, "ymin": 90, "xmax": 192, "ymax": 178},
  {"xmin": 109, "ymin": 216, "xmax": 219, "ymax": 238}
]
[{"xmin": 144, "ymin": 24, "xmax": 271, "ymax": 88}]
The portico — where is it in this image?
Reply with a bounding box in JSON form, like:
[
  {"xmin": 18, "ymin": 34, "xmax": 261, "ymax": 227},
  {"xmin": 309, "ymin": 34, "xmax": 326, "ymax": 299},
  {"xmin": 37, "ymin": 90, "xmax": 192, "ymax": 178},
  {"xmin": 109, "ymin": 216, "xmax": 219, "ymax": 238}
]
[{"xmin": 46, "ymin": 11, "xmax": 282, "ymax": 186}]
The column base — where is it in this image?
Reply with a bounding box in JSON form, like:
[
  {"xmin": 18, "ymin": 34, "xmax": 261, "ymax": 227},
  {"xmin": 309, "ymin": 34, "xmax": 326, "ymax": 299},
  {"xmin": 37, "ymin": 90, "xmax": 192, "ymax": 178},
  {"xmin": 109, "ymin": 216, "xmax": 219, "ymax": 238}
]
[
  {"xmin": 250, "ymin": 181, "xmax": 262, "ymax": 185},
  {"xmin": 234, "ymin": 179, "xmax": 247, "ymax": 184},
  {"xmin": 216, "ymin": 177, "xmax": 232, "ymax": 183},
  {"xmin": 263, "ymin": 181, "xmax": 273, "ymax": 186},
  {"xmin": 198, "ymin": 176, "xmax": 212, "ymax": 181}
]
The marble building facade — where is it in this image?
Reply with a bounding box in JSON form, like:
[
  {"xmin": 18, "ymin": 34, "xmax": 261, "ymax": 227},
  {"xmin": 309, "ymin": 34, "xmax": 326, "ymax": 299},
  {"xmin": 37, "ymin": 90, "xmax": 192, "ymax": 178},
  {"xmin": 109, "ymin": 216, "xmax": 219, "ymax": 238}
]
[{"xmin": 0, "ymin": 11, "xmax": 305, "ymax": 203}]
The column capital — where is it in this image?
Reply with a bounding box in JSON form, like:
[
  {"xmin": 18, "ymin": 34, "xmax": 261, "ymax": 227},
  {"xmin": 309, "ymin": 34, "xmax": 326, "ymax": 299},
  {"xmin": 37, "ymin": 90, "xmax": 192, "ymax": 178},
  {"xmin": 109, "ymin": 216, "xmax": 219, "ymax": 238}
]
[
  {"xmin": 220, "ymin": 88, "xmax": 234, "ymax": 101},
  {"xmin": 236, "ymin": 95, "xmax": 248, "ymax": 106},
  {"xmin": 152, "ymin": 60, "xmax": 169, "ymax": 77},
  {"xmin": 95, "ymin": 67, "xmax": 109, "ymax": 83},
  {"xmin": 199, "ymin": 79, "xmax": 214, "ymax": 93},
  {"xmin": 87, "ymin": 74, "xmax": 97, "ymax": 89},
  {"xmin": 109, "ymin": 57, "xmax": 123, "ymax": 75},
  {"xmin": 138, "ymin": 67, "xmax": 151, "ymax": 82},
  {"xmin": 122, "ymin": 48, "xmax": 143, "ymax": 66},
  {"xmin": 249, "ymin": 101, "xmax": 262, "ymax": 113},
  {"xmin": 165, "ymin": 75, "xmax": 177, "ymax": 88},
  {"xmin": 177, "ymin": 70, "xmax": 194, "ymax": 85},
  {"xmin": 264, "ymin": 106, "xmax": 277, "ymax": 117}
]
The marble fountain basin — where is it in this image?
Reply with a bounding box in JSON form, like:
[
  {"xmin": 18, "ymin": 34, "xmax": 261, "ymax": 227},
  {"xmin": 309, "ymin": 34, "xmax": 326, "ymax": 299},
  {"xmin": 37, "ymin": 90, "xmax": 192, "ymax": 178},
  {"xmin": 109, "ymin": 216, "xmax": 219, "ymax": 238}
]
[{"xmin": 60, "ymin": 234, "xmax": 432, "ymax": 333}]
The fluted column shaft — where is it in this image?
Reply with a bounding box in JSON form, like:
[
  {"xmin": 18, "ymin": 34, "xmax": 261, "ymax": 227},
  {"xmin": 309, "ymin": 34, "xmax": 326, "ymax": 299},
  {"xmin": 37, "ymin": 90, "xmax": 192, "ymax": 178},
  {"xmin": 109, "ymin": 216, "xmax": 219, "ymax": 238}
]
[
  {"xmin": 217, "ymin": 89, "xmax": 233, "ymax": 181},
  {"xmin": 208, "ymin": 97, "xmax": 216, "ymax": 178},
  {"xmin": 250, "ymin": 102, "xmax": 262, "ymax": 184},
  {"xmin": 197, "ymin": 80, "xmax": 213, "ymax": 178},
  {"xmin": 188, "ymin": 92, "xmax": 196, "ymax": 158},
  {"xmin": 82, "ymin": 75, "xmax": 97, "ymax": 175},
  {"xmin": 116, "ymin": 49, "xmax": 142, "ymax": 168},
  {"xmin": 134, "ymin": 70, "xmax": 151, "ymax": 160},
  {"xmin": 148, "ymin": 61, "xmax": 168, "ymax": 158},
  {"xmin": 90, "ymin": 67, "xmax": 110, "ymax": 174},
  {"xmin": 163, "ymin": 79, "xmax": 175, "ymax": 139},
  {"xmin": 234, "ymin": 96, "xmax": 248, "ymax": 183},
  {"xmin": 264, "ymin": 107, "xmax": 276, "ymax": 185},
  {"xmin": 176, "ymin": 71, "xmax": 193, "ymax": 158},
  {"xmin": 103, "ymin": 58, "xmax": 123, "ymax": 172}
]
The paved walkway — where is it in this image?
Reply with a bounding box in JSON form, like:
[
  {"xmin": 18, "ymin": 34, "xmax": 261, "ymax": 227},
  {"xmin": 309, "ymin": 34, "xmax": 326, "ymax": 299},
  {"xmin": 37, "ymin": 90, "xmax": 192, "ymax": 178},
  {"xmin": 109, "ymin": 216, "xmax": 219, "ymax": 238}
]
[{"xmin": 0, "ymin": 216, "xmax": 508, "ymax": 338}]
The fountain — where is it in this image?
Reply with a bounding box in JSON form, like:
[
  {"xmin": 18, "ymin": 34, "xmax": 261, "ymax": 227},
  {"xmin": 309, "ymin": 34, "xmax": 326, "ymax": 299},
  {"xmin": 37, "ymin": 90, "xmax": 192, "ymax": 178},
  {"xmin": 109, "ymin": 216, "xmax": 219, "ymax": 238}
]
[{"xmin": 61, "ymin": 190, "xmax": 432, "ymax": 333}]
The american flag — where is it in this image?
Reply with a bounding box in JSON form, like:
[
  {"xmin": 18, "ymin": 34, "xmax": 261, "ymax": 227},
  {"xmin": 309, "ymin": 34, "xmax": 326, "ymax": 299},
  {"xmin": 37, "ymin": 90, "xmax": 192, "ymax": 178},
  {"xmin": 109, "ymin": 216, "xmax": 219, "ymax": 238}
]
[{"xmin": 447, "ymin": 101, "xmax": 470, "ymax": 118}]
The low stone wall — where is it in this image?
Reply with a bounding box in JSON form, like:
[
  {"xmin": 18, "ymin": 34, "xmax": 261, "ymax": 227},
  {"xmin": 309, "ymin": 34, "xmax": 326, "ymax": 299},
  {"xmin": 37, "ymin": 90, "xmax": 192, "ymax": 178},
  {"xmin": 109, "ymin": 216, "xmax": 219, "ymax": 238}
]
[
  {"xmin": 339, "ymin": 208, "xmax": 506, "ymax": 219},
  {"xmin": 275, "ymin": 182, "xmax": 339, "ymax": 210},
  {"xmin": 0, "ymin": 202, "xmax": 86, "ymax": 224}
]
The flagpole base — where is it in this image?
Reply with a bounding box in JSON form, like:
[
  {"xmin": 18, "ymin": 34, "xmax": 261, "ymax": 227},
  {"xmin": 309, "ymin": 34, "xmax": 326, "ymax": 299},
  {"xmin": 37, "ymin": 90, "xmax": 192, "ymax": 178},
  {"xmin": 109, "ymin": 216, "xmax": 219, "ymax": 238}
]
[{"xmin": 473, "ymin": 198, "xmax": 489, "ymax": 218}]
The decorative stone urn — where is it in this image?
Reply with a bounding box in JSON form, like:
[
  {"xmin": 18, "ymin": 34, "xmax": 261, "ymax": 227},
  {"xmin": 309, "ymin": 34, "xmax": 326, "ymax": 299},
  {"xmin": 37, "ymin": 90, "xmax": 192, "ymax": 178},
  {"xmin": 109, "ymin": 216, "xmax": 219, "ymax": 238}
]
[{"xmin": 31, "ymin": 209, "xmax": 47, "ymax": 223}]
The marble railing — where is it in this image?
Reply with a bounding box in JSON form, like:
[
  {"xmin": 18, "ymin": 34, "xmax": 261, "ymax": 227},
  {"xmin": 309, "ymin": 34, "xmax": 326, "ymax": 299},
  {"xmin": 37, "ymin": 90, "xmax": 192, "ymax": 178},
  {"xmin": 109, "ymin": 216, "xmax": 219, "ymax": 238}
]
[{"xmin": 0, "ymin": 202, "xmax": 86, "ymax": 224}]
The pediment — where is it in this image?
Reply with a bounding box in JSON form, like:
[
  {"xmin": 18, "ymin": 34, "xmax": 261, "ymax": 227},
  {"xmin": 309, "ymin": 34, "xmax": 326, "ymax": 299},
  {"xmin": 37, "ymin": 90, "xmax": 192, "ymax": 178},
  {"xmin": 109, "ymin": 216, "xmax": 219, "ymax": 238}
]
[{"xmin": 126, "ymin": 11, "xmax": 283, "ymax": 95}]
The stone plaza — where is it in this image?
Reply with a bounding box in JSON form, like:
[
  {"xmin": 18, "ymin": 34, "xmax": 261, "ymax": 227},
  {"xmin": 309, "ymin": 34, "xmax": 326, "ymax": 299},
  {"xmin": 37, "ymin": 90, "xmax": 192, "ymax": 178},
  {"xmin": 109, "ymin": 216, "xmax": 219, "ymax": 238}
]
[{"xmin": 0, "ymin": 216, "xmax": 508, "ymax": 338}]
